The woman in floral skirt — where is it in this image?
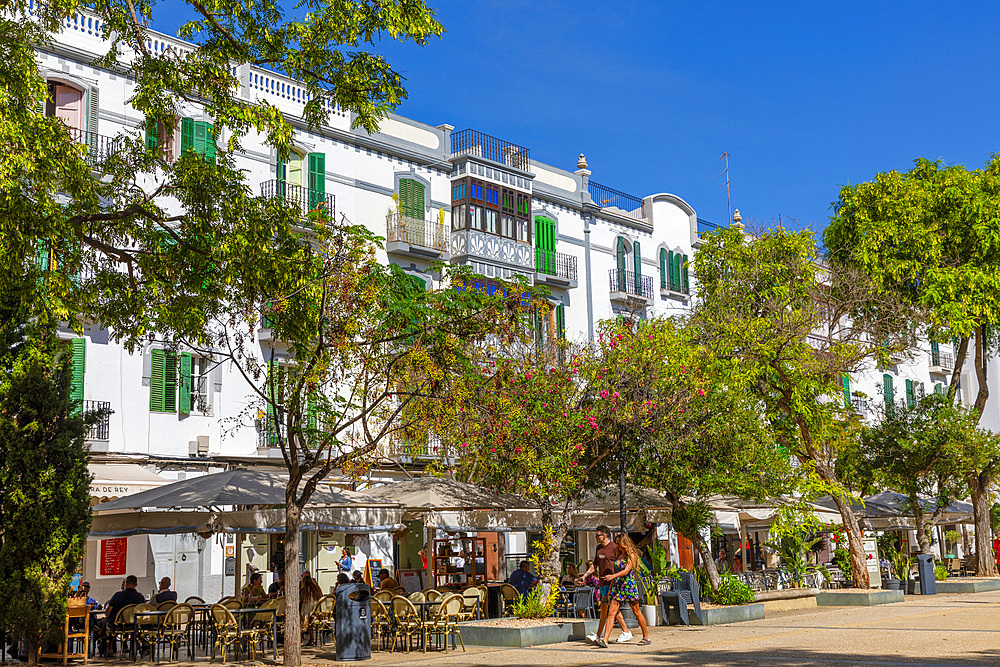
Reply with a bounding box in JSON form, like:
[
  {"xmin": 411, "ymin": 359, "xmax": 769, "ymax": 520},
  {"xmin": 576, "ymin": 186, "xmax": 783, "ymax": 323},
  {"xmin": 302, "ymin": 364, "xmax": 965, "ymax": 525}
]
[{"xmin": 596, "ymin": 533, "xmax": 651, "ymax": 647}]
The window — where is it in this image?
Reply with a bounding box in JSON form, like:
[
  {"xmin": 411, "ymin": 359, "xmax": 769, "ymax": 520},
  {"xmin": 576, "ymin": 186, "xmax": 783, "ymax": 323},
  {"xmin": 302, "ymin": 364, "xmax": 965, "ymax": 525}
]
[
  {"xmin": 882, "ymin": 373, "xmax": 894, "ymax": 408},
  {"xmin": 681, "ymin": 254, "xmax": 689, "ymax": 293},
  {"xmin": 451, "ymin": 204, "xmax": 467, "ymax": 231},
  {"xmin": 180, "ymin": 118, "xmax": 216, "ymax": 164},
  {"xmin": 68, "ymin": 337, "xmax": 85, "ymax": 412},
  {"xmin": 307, "ymin": 152, "xmax": 326, "ymax": 211},
  {"xmin": 470, "ymin": 205, "xmax": 483, "ymax": 231},
  {"xmin": 179, "ymin": 353, "xmax": 213, "ymax": 416},
  {"xmin": 842, "ymin": 374, "xmax": 851, "ymax": 408},
  {"xmin": 485, "ymin": 209, "xmax": 498, "ymax": 234},
  {"xmin": 659, "ymin": 248, "xmax": 668, "ymax": 289},
  {"xmin": 399, "ymin": 177, "xmax": 425, "ymax": 219},
  {"xmin": 150, "ymin": 349, "xmax": 178, "ymax": 413},
  {"xmin": 615, "ymin": 237, "xmax": 627, "ymax": 291},
  {"xmin": 535, "ymin": 216, "xmax": 556, "ymax": 274},
  {"xmin": 144, "ymin": 117, "xmax": 178, "ymax": 161},
  {"xmin": 277, "ymin": 149, "xmax": 306, "ymax": 188},
  {"xmin": 516, "ymin": 218, "xmax": 529, "ymax": 243},
  {"xmin": 905, "ymin": 379, "xmax": 915, "ymax": 408},
  {"xmin": 484, "ymin": 184, "xmax": 499, "ymax": 207},
  {"xmin": 501, "ymin": 214, "xmax": 514, "ymax": 239},
  {"xmin": 45, "ymin": 82, "xmax": 84, "ymax": 131},
  {"xmin": 556, "ymin": 304, "xmax": 566, "ymax": 341}
]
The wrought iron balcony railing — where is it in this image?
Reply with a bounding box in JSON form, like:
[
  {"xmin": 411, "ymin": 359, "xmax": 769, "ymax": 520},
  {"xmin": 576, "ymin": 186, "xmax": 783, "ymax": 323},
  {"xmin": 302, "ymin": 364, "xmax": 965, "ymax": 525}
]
[
  {"xmin": 697, "ymin": 218, "xmax": 721, "ymax": 237},
  {"xmin": 932, "ymin": 350, "xmax": 955, "ymax": 370},
  {"xmin": 850, "ymin": 396, "xmax": 869, "ymax": 416},
  {"xmin": 534, "ymin": 248, "xmax": 578, "ymax": 282},
  {"xmin": 589, "ymin": 181, "xmax": 644, "ymax": 221},
  {"xmin": 659, "ymin": 274, "xmax": 689, "ymax": 294},
  {"xmin": 609, "ymin": 269, "xmax": 654, "ymax": 300},
  {"xmin": 383, "ymin": 435, "xmax": 450, "ymax": 460},
  {"xmin": 386, "ymin": 212, "xmax": 449, "ymax": 252},
  {"xmin": 450, "ymin": 129, "xmax": 530, "ymax": 171},
  {"xmin": 260, "ymin": 180, "xmax": 335, "ymax": 220},
  {"xmin": 67, "ymin": 127, "xmax": 120, "ymax": 167},
  {"xmin": 83, "ymin": 400, "xmax": 112, "ymax": 440}
]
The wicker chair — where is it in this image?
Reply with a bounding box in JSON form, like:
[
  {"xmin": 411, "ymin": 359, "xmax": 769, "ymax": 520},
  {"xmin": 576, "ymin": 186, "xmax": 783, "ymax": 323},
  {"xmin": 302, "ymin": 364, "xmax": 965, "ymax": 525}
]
[
  {"xmin": 106, "ymin": 604, "xmax": 138, "ymax": 657},
  {"xmin": 391, "ymin": 586, "xmax": 406, "ymax": 596},
  {"xmin": 133, "ymin": 603, "xmax": 160, "ymax": 657},
  {"xmin": 184, "ymin": 596, "xmax": 206, "ymax": 605},
  {"xmin": 407, "ymin": 590, "xmax": 426, "ymax": 604},
  {"xmin": 424, "ymin": 589, "xmax": 441, "ymax": 602},
  {"xmin": 373, "ymin": 590, "xmax": 393, "ymax": 604},
  {"xmin": 370, "ymin": 598, "xmax": 393, "ymax": 652},
  {"xmin": 499, "ymin": 583, "xmax": 520, "ymax": 617},
  {"xmin": 222, "ymin": 599, "xmax": 242, "ymax": 611},
  {"xmin": 309, "ymin": 595, "xmax": 335, "ymax": 646},
  {"xmin": 459, "ymin": 587, "xmax": 480, "ymax": 621},
  {"xmin": 423, "ymin": 593, "xmax": 465, "ymax": 653},
  {"xmin": 155, "ymin": 603, "xmax": 193, "ymax": 661},
  {"xmin": 157, "ymin": 600, "xmax": 178, "ymax": 611},
  {"xmin": 209, "ymin": 603, "xmax": 257, "ymax": 664},
  {"xmin": 250, "ymin": 598, "xmax": 280, "ymax": 654},
  {"xmin": 390, "ymin": 596, "xmax": 424, "ymax": 653}
]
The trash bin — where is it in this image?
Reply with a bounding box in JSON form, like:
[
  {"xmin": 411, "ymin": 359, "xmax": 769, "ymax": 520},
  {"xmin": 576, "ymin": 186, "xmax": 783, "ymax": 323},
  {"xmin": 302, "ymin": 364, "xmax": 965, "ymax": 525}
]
[
  {"xmin": 915, "ymin": 554, "xmax": 936, "ymax": 595},
  {"xmin": 335, "ymin": 583, "xmax": 371, "ymax": 661}
]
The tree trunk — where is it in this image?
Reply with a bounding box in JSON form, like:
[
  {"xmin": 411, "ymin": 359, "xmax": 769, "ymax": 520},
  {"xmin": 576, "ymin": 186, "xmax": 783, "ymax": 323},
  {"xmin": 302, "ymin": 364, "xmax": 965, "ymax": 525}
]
[
  {"xmin": 970, "ymin": 474, "xmax": 996, "ymax": 577},
  {"xmin": 690, "ymin": 530, "xmax": 721, "ymax": 592},
  {"xmin": 538, "ymin": 505, "xmax": 570, "ymax": 586},
  {"xmin": 284, "ymin": 500, "xmax": 302, "ymax": 667},
  {"xmin": 830, "ymin": 493, "xmax": 870, "ymax": 588},
  {"xmin": 911, "ymin": 493, "xmax": 931, "ymax": 554},
  {"xmin": 26, "ymin": 634, "xmax": 39, "ymax": 666}
]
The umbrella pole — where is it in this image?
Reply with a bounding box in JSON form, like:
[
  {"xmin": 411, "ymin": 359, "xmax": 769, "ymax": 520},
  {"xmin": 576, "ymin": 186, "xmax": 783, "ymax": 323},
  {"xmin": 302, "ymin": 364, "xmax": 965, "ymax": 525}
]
[{"xmin": 235, "ymin": 532, "xmax": 243, "ymax": 596}]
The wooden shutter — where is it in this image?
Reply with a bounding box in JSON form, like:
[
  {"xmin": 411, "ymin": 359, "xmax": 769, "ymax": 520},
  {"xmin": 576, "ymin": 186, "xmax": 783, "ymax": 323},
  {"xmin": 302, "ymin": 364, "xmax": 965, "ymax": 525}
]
[
  {"xmin": 633, "ymin": 240, "xmax": 642, "ymax": 292},
  {"xmin": 70, "ymin": 337, "xmax": 85, "ymax": 410},
  {"xmin": 399, "ymin": 178, "xmax": 424, "ymax": 219},
  {"xmin": 178, "ymin": 352, "xmax": 193, "ymax": 414},
  {"xmin": 36, "ymin": 239, "xmax": 50, "ymax": 272},
  {"xmin": 163, "ymin": 351, "xmax": 178, "ymax": 412},
  {"xmin": 180, "ymin": 117, "xmax": 195, "ymax": 153},
  {"xmin": 150, "ymin": 349, "xmax": 166, "ymax": 412},
  {"xmin": 659, "ymin": 248, "xmax": 667, "ymax": 289},
  {"xmin": 615, "ymin": 237, "xmax": 627, "ymax": 290},
  {"xmin": 934, "ymin": 383, "xmax": 944, "ymax": 396},
  {"xmin": 905, "ymin": 379, "xmax": 915, "ymax": 408},
  {"xmin": 308, "ymin": 152, "xmax": 326, "ymax": 210},
  {"xmin": 85, "ymin": 87, "xmax": 99, "ymax": 157},
  {"xmin": 202, "ymin": 123, "xmax": 216, "ymax": 164},
  {"xmin": 145, "ymin": 116, "xmax": 158, "ymax": 151},
  {"xmin": 841, "ymin": 374, "xmax": 850, "ymax": 408},
  {"xmin": 682, "ymin": 254, "xmax": 690, "ymax": 293},
  {"xmin": 556, "ymin": 304, "xmax": 565, "ymax": 340},
  {"xmin": 672, "ymin": 253, "xmax": 682, "ymax": 290},
  {"xmin": 193, "ymin": 121, "xmax": 207, "ymax": 156},
  {"xmin": 883, "ymin": 373, "xmax": 894, "ymax": 407}
]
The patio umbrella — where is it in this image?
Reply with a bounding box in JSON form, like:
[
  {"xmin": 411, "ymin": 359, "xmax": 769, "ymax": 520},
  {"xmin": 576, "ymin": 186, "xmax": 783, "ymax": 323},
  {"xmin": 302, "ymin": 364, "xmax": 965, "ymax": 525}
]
[
  {"xmin": 362, "ymin": 476, "xmax": 531, "ymax": 511},
  {"xmin": 92, "ymin": 468, "xmax": 395, "ymax": 511},
  {"xmin": 814, "ymin": 491, "xmax": 974, "ymax": 523}
]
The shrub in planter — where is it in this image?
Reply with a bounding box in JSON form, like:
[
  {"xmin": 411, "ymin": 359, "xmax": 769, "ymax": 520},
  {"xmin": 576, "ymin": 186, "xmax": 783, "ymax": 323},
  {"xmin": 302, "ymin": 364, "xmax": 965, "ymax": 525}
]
[{"xmin": 712, "ymin": 572, "xmax": 756, "ymax": 606}]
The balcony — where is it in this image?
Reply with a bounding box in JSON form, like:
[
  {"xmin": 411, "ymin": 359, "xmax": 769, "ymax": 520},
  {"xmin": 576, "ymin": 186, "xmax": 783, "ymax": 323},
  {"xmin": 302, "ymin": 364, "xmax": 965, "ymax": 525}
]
[
  {"xmin": 451, "ymin": 129, "xmax": 530, "ymax": 172},
  {"xmin": 382, "ymin": 436, "xmax": 453, "ymax": 463},
  {"xmin": 589, "ymin": 181, "xmax": 644, "ymax": 222},
  {"xmin": 386, "ymin": 212, "xmax": 450, "ymax": 260},
  {"xmin": 609, "ymin": 269, "xmax": 653, "ymax": 307},
  {"xmin": 659, "ymin": 275, "xmax": 689, "ymax": 297},
  {"xmin": 850, "ymin": 396, "xmax": 869, "ymax": 417},
  {"xmin": 450, "ymin": 229, "xmax": 534, "ymax": 275},
  {"xmin": 83, "ymin": 400, "xmax": 112, "ymax": 441},
  {"xmin": 260, "ymin": 180, "xmax": 335, "ymax": 221},
  {"xmin": 931, "ymin": 350, "xmax": 955, "ymax": 374},
  {"xmin": 67, "ymin": 127, "xmax": 121, "ymax": 168},
  {"xmin": 534, "ymin": 248, "xmax": 578, "ymax": 289}
]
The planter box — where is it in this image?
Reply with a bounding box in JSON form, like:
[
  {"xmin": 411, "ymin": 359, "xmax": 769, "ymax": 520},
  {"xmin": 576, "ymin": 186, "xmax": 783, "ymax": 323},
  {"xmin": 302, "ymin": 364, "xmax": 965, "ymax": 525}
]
[
  {"xmin": 816, "ymin": 590, "xmax": 903, "ymax": 606},
  {"xmin": 667, "ymin": 603, "xmax": 764, "ymax": 626},
  {"xmin": 934, "ymin": 579, "xmax": 1000, "ymax": 594},
  {"xmin": 458, "ymin": 619, "xmax": 598, "ymax": 647}
]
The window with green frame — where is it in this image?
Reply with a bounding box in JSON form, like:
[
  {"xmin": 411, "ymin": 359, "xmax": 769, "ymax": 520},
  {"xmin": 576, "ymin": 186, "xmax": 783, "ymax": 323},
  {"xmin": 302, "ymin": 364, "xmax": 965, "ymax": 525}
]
[
  {"xmin": 68, "ymin": 337, "xmax": 85, "ymax": 412},
  {"xmin": 150, "ymin": 349, "xmax": 178, "ymax": 413},
  {"xmin": 180, "ymin": 118, "xmax": 216, "ymax": 163},
  {"xmin": 399, "ymin": 178, "xmax": 426, "ymax": 219},
  {"xmin": 882, "ymin": 373, "xmax": 894, "ymax": 408}
]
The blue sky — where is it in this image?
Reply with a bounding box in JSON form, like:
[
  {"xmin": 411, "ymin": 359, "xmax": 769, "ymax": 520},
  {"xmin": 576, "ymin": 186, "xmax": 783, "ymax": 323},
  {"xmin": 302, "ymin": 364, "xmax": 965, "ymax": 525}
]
[{"xmin": 156, "ymin": 1, "xmax": 1000, "ymax": 232}]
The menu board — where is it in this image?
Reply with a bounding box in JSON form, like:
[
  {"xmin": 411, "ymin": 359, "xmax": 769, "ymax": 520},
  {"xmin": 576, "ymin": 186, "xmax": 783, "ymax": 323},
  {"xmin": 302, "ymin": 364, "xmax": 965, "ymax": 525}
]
[
  {"xmin": 364, "ymin": 558, "xmax": 383, "ymax": 588},
  {"xmin": 100, "ymin": 537, "xmax": 127, "ymax": 576}
]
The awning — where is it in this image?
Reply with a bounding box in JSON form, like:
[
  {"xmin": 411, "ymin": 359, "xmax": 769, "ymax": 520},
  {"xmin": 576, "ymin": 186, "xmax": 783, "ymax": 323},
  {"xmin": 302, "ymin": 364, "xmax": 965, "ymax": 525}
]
[
  {"xmin": 362, "ymin": 477, "xmax": 531, "ymax": 513},
  {"xmin": 90, "ymin": 511, "xmax": 214, "ymax": 537},
  {"xmin": 89, "ymin": 463, "xmax": 169, "ymax": 502},
  {"xmin": 213, "ymin": 507, "xmax": 405, "ymax": 534}
]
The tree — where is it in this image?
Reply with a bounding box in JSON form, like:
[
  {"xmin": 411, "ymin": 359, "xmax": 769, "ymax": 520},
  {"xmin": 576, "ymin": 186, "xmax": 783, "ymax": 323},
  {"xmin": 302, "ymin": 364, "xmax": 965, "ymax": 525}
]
[
  {"xmin": 599, "ymin": 318, "xmax": 795, "ymax": 592},
  {"xmin": 2, "ymin": 0, "xmax": 442, "ymax": 348},
  {"xmin": 827, "ymin": 157, "xmax": 1000, "ymax": 576},
  {"xmin": 0, "ymin": 327, "xmax": 97, "ymax": 663},
  {"xmin": 843, "ymin": 393, "xmax": 984, "ymax": 554},
  {"xmin": 691, "ymin": 226, "xmax": 917, "ymax": 588}
]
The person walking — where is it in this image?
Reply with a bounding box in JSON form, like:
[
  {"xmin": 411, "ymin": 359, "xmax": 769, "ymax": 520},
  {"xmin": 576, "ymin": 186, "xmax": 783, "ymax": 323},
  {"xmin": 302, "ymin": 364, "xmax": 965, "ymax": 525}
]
[
  {"xmin": 583, "ymin": 525, "xmax": 629, "ymax": 645},
  {"xmin": 596, "ymin": 533, "xmax": 650, "ymax": 648}
]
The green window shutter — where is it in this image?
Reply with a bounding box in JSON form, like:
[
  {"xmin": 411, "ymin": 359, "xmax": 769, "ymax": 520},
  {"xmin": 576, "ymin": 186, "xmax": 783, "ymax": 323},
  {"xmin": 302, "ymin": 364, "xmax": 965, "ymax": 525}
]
[
  {"xmin": 145, "ymin": 117, "xmax": 159, "ymax": 151},
  {"xmin": 276, "ymin": 153, "xmax": 286, "ymax": 186},
  {"xmin": 616, "ymin": 237, "xmax": 627, "ymax": 290},
  {"xmin": 202, "ymin": 123, "xmax": 216, "ymax": 164},
  {"xmin": 399, "ymin": 178, "xmax": 424, "ymax": 219},
  {"xmin": 883, "ymin": 373, "xmax": 894, "ymax": 407},
  {"xmin": 842, "ymin": 374, "xmax": 850, "ymax": 408},
  {"xmin": 178, "ymin": 352, "xmax": 192, "ymax": 415},
  {"xmin": 682, "ymin": 254, "xmax": 689, "ymax": 293},
  {"xmin": 672, "ymin": 253, "xmax": 682, "ymax": 290},
  {"xmin": 163, "ymin": 351, "xmax": 177, "ymax": 413},
  {"xmin": 308, "ymin": 152, "xmax": 326, "ymax": 210},
  {"xmin": 180, "ymin": 117, "xmax": 194, "ymax": 153},
  {"xmin": 36, "ymin": 239, "xmax": 50, "ymax": 272},
  {"xmin": 70, "ymin": 337, "xmax": 85, "ymax": 410},
  {"xmin": 534, "ymin": 217, "xmax": 555, "ymax": 274},
  {"xmin": 150, "ymin": 349, "xmax": 166, "ymax": 412},
  {"xmin": 905, "ymin": 379, "xmax": 915, "ymax": 408},
  {"xmin": 556, "ymin": 304, "xmax": 565, "ymax": 340},
  {"xmin": 934, "ymin": 383, "xmax": 944, "ymax": 396},
  {"xmin": 633, "ymin": 240, "xmax": 642, "ymax": 292},
  {"xmin": 193, "ymin": 121, "xmax": 207, "ymax": 156},
  {"xmin": 659, "ymin": 248, "xmax": 667, "ymax": 289}
]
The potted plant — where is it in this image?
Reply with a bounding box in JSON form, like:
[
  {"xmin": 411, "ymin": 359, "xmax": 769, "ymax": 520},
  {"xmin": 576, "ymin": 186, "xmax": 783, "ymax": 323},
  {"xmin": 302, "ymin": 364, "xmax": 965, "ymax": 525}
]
[
  {"xmin": 637, "ymin": 540, "xmax": 670, "ymax": 626},
  {"xmin": 890, "ymin": 545, "xmax": 912, "ymax": 593}
]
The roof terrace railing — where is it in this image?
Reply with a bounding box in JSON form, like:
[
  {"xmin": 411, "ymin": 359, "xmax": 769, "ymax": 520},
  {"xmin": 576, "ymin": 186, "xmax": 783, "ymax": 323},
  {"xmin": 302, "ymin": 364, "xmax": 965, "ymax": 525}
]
[
  {"xmin": 588, "ymin": 181, "xmax": 644, "ymax": 221},
  {"xmin": 450, "ymin": 129, "xmax": 530, "ymax": 171}
]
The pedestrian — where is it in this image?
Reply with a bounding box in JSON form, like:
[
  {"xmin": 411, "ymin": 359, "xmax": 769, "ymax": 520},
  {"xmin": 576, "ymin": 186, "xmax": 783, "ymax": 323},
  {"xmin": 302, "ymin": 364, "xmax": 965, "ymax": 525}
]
[
  {"xmin": 596, "ymin": 533, "xmax": 650, "ymax": 648},
  {"xmin": 582, "ymin": 525, "xmax": 629, "ymax": 645},
  {"xmin": 339, "ymin": 547, "xmax": 353, "ymax": 573}
]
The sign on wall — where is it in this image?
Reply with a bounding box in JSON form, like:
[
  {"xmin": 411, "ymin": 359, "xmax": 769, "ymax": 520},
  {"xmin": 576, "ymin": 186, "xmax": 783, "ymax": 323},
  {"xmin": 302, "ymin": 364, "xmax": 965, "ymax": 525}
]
[{"xmin": 100, "ymin": 537, "xmax": 127, "ymax": 576}]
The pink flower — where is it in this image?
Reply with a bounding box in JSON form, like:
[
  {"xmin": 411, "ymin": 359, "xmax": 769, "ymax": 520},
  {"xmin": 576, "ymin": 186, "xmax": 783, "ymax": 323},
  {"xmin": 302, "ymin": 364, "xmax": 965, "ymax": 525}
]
[
  {"xmin": 698, "ymin": 389, "xmax": 704, "ymax": 396},
  {"xmin": 600, "ymin": 390, "xmax": 608, "ymax": 399},
  {"xmin": 612, "ymin": 392, "xmax": 620, "ymax": 399}
]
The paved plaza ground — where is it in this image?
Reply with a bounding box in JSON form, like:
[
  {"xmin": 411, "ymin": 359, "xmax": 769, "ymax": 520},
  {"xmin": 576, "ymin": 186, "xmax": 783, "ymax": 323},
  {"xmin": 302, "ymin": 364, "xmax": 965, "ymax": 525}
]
[{"xmin": 293, "ymin": 588, "xmax": 1000, "ymax": 666}]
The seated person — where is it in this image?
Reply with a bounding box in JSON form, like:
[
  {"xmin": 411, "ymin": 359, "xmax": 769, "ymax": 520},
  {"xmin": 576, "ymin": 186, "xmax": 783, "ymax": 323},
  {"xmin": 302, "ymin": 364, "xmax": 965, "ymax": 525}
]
[
  {"xmin": 268, "ymin": 569, "xmax": 286, "ymax": 598},
  {"xmin": 103, "ymin": 574, "xmax": 147, "ymax": 655},
  {"xmin": 333, "ymin": 572, "xmax": 350, "ymax": 592},
  {"xmin": 377, "ymin": 568, "xmax": 399, "ymax": 590},
  {"xmin": 560, "ymin": 564, "xmax": 579, "ymax": 588},
  {"xmin": 153, "ymin": 577, "xmax": 178, "ymax": 604},
  {"xmin": 351, "ymin": 570, "xmax": 365, "ymax": 584},
  {"xmin": 240, "ymin": 571, "xmax": 267, "ymax": 607},
  {"xmin": 508, "ymin": 560, "xmax": 539, "ymax": 597},
  {"xmin": 75, "ymin": 581, "xmax": 100, "ymax": 609}
]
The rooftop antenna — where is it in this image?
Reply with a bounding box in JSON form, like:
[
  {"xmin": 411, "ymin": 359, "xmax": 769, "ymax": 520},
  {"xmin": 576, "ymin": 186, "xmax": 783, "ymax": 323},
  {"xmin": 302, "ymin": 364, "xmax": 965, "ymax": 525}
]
[{"xmin": 719, "ymin": 152, "xmax": 731, "ymax": 224}]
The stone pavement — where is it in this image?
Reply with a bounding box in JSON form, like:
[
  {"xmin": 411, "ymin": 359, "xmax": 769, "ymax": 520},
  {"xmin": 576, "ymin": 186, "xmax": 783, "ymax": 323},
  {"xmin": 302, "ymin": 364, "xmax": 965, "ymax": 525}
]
[{"xmin": 297, "ymin": 589, "xmax": 1000, "ymax": 666}]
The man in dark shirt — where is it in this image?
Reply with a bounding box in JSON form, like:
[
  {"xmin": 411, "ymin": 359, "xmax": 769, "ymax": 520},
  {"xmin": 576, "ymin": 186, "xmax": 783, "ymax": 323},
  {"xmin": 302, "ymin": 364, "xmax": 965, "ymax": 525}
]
[
  {"xmin": 507, "ymin": 560, "xmax": 539, "ymax": 597},
  {"xmin": 105, "ymin": 575, "xmax": 146, "ymax": 628},
  {"xmin": 267, "ymin": 569, "xmax": 285, "ymax": 598},
  {"xmin": 153, "ymin": 577, "xmax": 178, "ymax": 605}
]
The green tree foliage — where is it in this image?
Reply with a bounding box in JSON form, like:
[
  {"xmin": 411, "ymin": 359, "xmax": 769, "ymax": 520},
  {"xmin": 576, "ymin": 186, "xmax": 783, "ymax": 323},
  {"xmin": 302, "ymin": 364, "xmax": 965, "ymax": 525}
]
[
  {"xmin": 0, "ymin": 332, "xmax": 97, "ymax": 664},
  {"xmin": 842, "ymin": 393, "xmax": 993, "ymax": 554},
  {"xmin": 827, "ymin": 157, "xmax": 1000, "ymax": 575},
  {"xmin": 691, "ymin": 226, "xmax": 916, "ymax": 588}
]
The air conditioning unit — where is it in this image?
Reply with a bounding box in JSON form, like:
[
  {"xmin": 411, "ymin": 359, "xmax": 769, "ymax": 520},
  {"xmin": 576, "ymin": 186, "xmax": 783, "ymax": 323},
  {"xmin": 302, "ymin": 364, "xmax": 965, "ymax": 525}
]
[{"xmin": 188, "ymin": 435, "xmax": 210, "ymax": 457}]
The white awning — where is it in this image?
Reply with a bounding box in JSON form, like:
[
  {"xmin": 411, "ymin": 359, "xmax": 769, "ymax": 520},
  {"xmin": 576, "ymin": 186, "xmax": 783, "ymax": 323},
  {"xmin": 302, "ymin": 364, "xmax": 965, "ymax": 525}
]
[{"xmin": 88, "ymin": 464, "xmax": 169, "ymax": 501}]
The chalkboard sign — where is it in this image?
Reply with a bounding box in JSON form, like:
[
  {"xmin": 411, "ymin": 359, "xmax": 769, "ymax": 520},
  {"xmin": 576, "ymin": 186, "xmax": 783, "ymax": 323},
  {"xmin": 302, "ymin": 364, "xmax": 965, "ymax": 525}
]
[{"xmin": 364, "ymin": 558, "xmax": 383, "ymax": 588}]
